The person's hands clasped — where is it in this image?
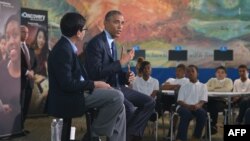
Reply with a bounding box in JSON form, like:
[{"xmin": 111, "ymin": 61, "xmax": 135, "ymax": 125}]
[
  {"xmin": 94, "ymin": 81, "xmax": 111, "ymax": 89},
  {"xmin": 174, "ymin": 84, "xmax": 181, "ymax": 90},
  {"xmin": 27, "ymin": 70, "xmax": 35, "ymax": 79},
  {"xmin": 189, "ymin": 103, "xmax": 203, "ymax": 111},
  {"xmin": 120, "ymin": 47, "xmax": 135, "ymax": 65}
]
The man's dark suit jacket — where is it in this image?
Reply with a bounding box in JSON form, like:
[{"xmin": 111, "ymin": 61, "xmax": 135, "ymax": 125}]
[
  {"xmin": 21, "ymin": 45, "xmax": 37, "ymax": 90},
  {"xmin": 47, "ymin": 36, "xmax": 94, "ymax": 118},
  {"xmin": 84, "ymin": 31, "xmax": 128, "ymax": 87}
]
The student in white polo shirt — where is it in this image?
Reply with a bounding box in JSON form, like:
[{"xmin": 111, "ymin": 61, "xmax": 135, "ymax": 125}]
[
  {"xmin": 132, "ymin": 61, "xmax": 159, "ymax": 121},
  {"xmin": 162, "ymin": 64, "xmax": 189, "ymax": 90},
  {"xmin": 161, "ymin": 64, "xmax": 189, "ymax": 113},
  {"xmin": 132, "ymin": 61, "xmax": 159, "ymax": 98},
  {"xmin": 233, "ymin": 64, "xmax": 250, "ymax": 124},
  {"xmin": 161, "ymin": 64, "xmax": 189, "ymax": 136},
  {"xmin": 176, "ymin": 65, "xmax": 208, "ymax": 141}
]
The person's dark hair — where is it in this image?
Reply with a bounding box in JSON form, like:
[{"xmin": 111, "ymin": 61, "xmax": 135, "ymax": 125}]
[
  {"xmin": 188, "ymin": 64, "xmax": 198, "ymax": 72},
  {"xmin": 60, "ymin": 12, "xmax": 86, "ymax": 37},
  {"xmin": 139, "ymin": 61, "xmax": 151, "ymax": 73},
  {"xmin": 0, "ymin": 34, "xmax": 6, "ymax": 59},
  {"xmin": 104, "ymin": 10, "xmax": 122, "ymax": 21},
  {"xmin": 137, "ymin": 57, "xmax": 144, "ymax": 64},
  {"xmin": 238, "ymin": 64, "xmax": 248, "ymax": 70},
  {"xmin": 176, "ymin": 64, "xmax": 186, "ymax": 71},
  {"xmin": 31, "ymin": 27, "xmax": 49, "ymax": 61},
  {"xmin": 216, "ymin": 66, "xmax": 227, "ymax": 73},
  {"xmin": 4, "ymin": 13, "xmax": 20, "ymax": 32}
]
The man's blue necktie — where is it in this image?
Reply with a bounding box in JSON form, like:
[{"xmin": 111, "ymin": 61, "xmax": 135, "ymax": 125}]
[
  {"xmin": 111, "ymin": 41, "xmax": 117, "ymax": 60},
  {"xmin": 111, "ymin": 41, "xmax": 120, "ymax": 88}
]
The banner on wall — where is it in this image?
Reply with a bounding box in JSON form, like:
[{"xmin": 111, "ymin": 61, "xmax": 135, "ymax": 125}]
[
  {"xmin": 0, "ymin": 0, "xmax": 21, "ymax": 137},
  {"xmin": 21, "ymin": 8, "xmax": 49, "ymax": 116}
]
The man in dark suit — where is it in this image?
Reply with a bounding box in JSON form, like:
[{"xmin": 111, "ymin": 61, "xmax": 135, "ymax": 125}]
[
  {"xmin": 47, "ymin": 12, "xmax": 126, "ymax": 141},
  {"xmin": 84, "ymin": 10, "xmax": 155, "ymax": 141},
  {"xmin": 20, "ymin": 25, "xmax": 37, "ymax": 132}
]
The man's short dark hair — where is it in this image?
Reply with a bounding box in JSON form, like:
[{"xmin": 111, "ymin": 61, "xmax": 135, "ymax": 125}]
[
  {"xmin": 216, "ymin": 66, "xmax": 227, "ymax": 73},
  {"xmin": 238, "ymin": 64, "xmax": 248, "ymax": 70},
  {"xmin": 104, "ymin": 10, "xmax": 122, "ymax": 21},
  {"xmin": 139, "ymin": 61, "xmax": 151, "ymax": 73},
  {"xmin": 188, "ymin": 64, "xmax": 198, "ymax": 72},
  {"xmin": 176, "ymin": 64, "xmax": 186, "ymax": 71},
  {"xmin": 60, "ymin": 12, "xmax": 86, "ymax": 37}
]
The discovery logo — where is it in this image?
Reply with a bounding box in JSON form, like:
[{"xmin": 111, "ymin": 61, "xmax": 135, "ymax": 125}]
[{"xmin": 21, "ymin": 12, "xmax": 45, "ymax": 21}]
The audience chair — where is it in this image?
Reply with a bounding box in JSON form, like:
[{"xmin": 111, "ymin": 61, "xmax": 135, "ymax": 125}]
[
  {"xmin": 169, "ymin": 104, "xmax": 178, "ymax": 141},
  {"xmin": 147, "ymin": 111, "xmax": 159, "ymax": 141},
  {"xmin": 61, "ymin": 118, "xmax": 73, "ymax": 141},
  {"xmin": 162, "ymin": 89, "xmax": 180, "ymax": 140},
  {"xmin": 60, "ymin": 108, "xmax": 98, "ymax": 141},
  {"xmin": 84, "ymin": 108, "xmax": 98, "ymax": 141},
  {"xmin": 169, "ymin": 110, "xmax": 212, "ymax": 141}
]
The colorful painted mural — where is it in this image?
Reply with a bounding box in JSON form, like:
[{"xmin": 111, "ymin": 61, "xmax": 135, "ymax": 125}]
[{"xmin": 22, "ymin": 0, "xmax": 250, "ymax": 68}]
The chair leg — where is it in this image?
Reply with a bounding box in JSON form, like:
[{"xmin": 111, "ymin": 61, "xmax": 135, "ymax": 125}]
[
  {"xmin": 155, "ymin": 113, "xmax": 158, "ymax": 141},
  {"xmin": 61, "ymin": 118, "xmax": 72, "ymax": 141},
  {"xmin": 86, "ymin": 112, "xmax": 92, "ymax": 141},
  {"xmin": 206, "ymin": 113, "xmax": 212, "ymax": 141},
  {"xmin": 224, "ymin": 109, "xmax": 228, "ymax": 125},
  {"xmin": 162, "ymin": 111, "xmax": 165, "ymax": 135},
  {"xmin": 170, "ymin": 113, "xmax": 176, "ymax": 141}
]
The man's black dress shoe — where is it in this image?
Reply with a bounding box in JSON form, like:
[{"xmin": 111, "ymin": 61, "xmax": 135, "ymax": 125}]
[
  {"xmin": 128, "ymin": 135, "xmax": 142, "ymax": 141},
  {"xmin": 81, "ymin": 133, "xmax": 100, "ymax": 141}
]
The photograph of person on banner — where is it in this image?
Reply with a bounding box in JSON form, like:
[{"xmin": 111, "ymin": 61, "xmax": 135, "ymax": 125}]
[
  {"xmin": 0, "ymin": 13, "xmax": 22, "ymax": 136},
  {"xmin": 0, "ymin": 35, "xmax": 7, "ymax": 63},
  {"xmin": 31, "ymin": 27, "xmax": 49, "ymax": 94},
  {"xmin": 20, "ymin": 8, "xmax": 49, "ymax": 116}
]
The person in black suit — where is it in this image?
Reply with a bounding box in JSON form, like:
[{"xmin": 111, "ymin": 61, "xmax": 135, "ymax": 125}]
[
  {"xmin": 46, "ymin": 12, "xmax": 126, "ymax": 141},
  {"xmin": 84, "ymin": 10, "xmax": 155, "ymax": 141},
  {"xmin": 20, "ymin": 25, "xmax": 37, "ymax": 132}
]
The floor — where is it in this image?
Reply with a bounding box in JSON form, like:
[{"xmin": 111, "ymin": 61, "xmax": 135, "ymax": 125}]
[{"xmin": 0, "ymin": 114, "xmax": 224, "ymax": 141}]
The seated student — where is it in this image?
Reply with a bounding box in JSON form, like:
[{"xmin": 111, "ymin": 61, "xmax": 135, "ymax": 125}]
[
  {"xmin": 132, "ymin": 61, "xmax": 159, "ymax": 98},
  {"xmin": 129, "ymin": 56, "xmax": 144, "ymax": 87},
  {"xmin": 206, "ymin": 66, "xmax": 233, "ymax": 134},
  {"xmin": 131, "ymin": 61, "xmax": 159, "ymax": 121},
  {"xmin": 232, "ymin": 64, "xmax": 250, "ymax": 124},
  {"xmin": 160, "ymin": 64, "xmax": 189, "ymax": 137},
  {"xmin": 161, "ymin": 64, "xmax": 189, "ymax": 113},
  {"xmin": 176, "ymin": 65, "xmax": 208, "ymax": 141}
]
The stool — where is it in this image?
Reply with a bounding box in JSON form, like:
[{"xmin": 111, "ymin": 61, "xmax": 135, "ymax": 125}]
[
  {"xmin": 61, "ymin": 118, "xmax": 72, "ymax": 141},
  {"xmin": 85, "ymin": 108, "xmax": 98, "ymax": 141},
  {"xmin": 60, "ymin": 108, "xmax": 98, "ymax": 141}
]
